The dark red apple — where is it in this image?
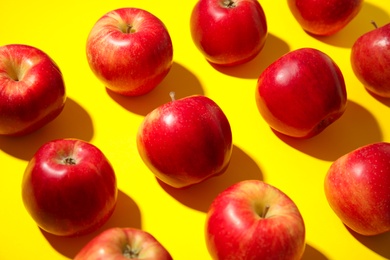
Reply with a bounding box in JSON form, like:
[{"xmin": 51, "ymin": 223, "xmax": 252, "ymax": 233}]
[
  {"xmin": 0, "ymin": 44, "xmax": 66, "ymax": 136},
  {"xmin": 351, "ymin": 22, "xmax": 390, "ymax": 98},
  {"xmin": 22, "ymin": 138, "xmax": 117, "ymax": 236},
  {"xmin": 137, "ymin": 93, "xmax": 233, "ymax": 188},
  {"xmin": 190, "ymin": 0, "xmax": 268, "ymax": 66},
  {"xmin": 324, "ymin": 142, "xmax": 390, "ymax": 236},
  {"xmin": 287, "ymin": 0, "xmax": 363, "ymax": 36},
  {"xmin": 255, "ymin": 48, "xmax": 347, "ymax": 139}
]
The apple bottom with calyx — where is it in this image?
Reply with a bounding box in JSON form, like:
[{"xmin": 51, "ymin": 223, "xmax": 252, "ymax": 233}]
[
  {"xmin": 255, "ymin": 48, "xmax": 347, "ymax": 139},
  {"xmin": 137, "ymin": 93, "xmax": 233, "ymax": 188},
  {"xmin": 0, "ymin": 44, "xmax": 66, "ymax": 136},
  {"xmin": 205, "ymin": 180, "xmax": 306, "ymax": 260},
  {"xmin": 74, "ymin": 227, "xmax": 173, "ymax": 260},
  {"xmin": 351, "ymin": 22, "xmax": 390, "ymax": 98},
  {"xmin": 324, "ymin": 142, "xmax": 390, "ymax": 236},
  {"xmin": 22, "ymin": 138, "xmax": 117, "ymax": 237}
]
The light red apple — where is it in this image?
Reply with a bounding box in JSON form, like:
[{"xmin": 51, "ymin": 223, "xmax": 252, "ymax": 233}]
[
  {"xmin": 205, "ymin": 180, "xmax": 306, "ymax": 260},
  {"xmin": 255, "ymin": 48, "xmax": 347, "ymax": 139},
  {"xmin": 287, "ymin": 0, "xmax": 363, "ymax": 36},
  {"xmin": 137, "ymin": 93, "xmax": 233, "ymax": 188},
  {"xmin": 190, "ymin": 0, "xmax": 268, "ymax": 66},
  {"xmin": 0, "ymin": 44, "xmax": 66, "ymax": 136},
  {"xmin": 351, "ymin": 22, "xmax": 390, "ymax": 98},
  {"xmin": 86, "ymin": 7, "xmax": 173, "ymax": 96},
  {"xmin": 324, "ymin": 142, "xmax": 390, "ymax": 236},
  {"xmin": 22, "ymin": 138, "xmax": 117, "ymax": 236},
  {"xmin": 74, "ymin": 227, "xmax": 172, "ymax": 260}
]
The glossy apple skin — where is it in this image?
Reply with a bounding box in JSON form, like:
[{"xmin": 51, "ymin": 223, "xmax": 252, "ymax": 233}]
[
  {"xmin": 287, "ymin": 0, "xmax": 363, "ymax": 36},
  {"xmin": 205, "ymin": 180, "xmax": 306, "ymax": 260},
  {"xmin": 255, "ymin": 48, "xmax": 347, "ymax": 139},
  {"xmin": 22, "ymin": 139, "xmax": 117, "ymax": 236},
  {"xmin": 86, "ymin": 8, "xmax": 173, "ymax": 96},
  {"xmin": 190, "ymin": 0, "xmax": 267, "ymax": 66},
  {"xmin": 0, "ymin": 44, "xmax": 66, "ymax": 136},
  {"xmin": 74, "ymin": 227, "xmax": 173, "ymax": 260},
  {"xmin": 137, "ymin": 95, "xmax": 233, "ymax": 188},
  {"xmin": 351, "ymin": 23, "xmax": 390, "ymax": 98},
  {"xmin": 324, "ymin": 142, "xmax": 390, "ymax": 236}
]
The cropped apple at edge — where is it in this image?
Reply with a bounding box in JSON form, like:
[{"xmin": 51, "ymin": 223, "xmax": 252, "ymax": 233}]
[
  {"xmin": 86, "ymin": 7, "xmax": 173, "ymax": 96},
  {"xmin": 324, "ymin": 142, "xmax": 390, "ymax": 236},
  {"xmin": 0, "ymin": 44, "xmax": 66, "ymax": 136},
  {"xmin": 137, "ymin": 93, "xmax": 233, "ymax": 189},
  {"xmin": 255, "ymin": 47, "xmax": 347, "ymax": 139}
]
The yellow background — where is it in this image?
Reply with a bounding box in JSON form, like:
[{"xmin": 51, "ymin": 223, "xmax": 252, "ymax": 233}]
[{"xmin": 1, "ymin": 0, "xmax": 390, "ymax": 259}]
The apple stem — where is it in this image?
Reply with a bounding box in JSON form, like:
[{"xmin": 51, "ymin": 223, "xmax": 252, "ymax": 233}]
[
  {"xmin": 126, "ymin": 24, "xmax": 136, "ymax": 34},
  {"xmin": 123, "ymin": 244, "xmax": 140, "ymax": 258},
  {"xmin": 169, "ymin": 91, "xmax": 176, "ymax": 101},
  {"xmin": 63, "ymin": 157, "xmax": 76, "ymax": 165},
  {"xmin": 371, "ymin": 20, "xmax": 378, "ymax": 29},
  {"xmin": 262, "ymin": 205, "xmax": 270, "ymax": 218}
]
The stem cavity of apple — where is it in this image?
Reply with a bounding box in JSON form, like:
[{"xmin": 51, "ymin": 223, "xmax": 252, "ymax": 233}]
[
  {"xmin": 222, "ymin": 0, "xmax": 236, "ymax": 8},
  {"xmin": 123, "ymin": 244, "xmax": 141, "ymax": 259},
  {"xmin": 125, "ymin": 24, "xmax": 136, "ymax": 34}
]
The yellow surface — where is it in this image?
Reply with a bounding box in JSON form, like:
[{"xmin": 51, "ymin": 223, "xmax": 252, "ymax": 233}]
[{"xmin": 1, "ymin": 0, "xmax": 390, "ymax": 259}]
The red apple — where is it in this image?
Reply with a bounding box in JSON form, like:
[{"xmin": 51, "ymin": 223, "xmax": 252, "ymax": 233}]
[
  {"xmin": 324, "ymin": 142, "xmax": 390, "ymax": 236},
  {"xmin": 287, "ymin": 0, "xmax": 363, "ymax": 36},
  {"xmin": 22, "ymin": 138, "xmax": 117, "ymax": 236},
  {"xmin": 205, "ymin": 180, "xmax": 306, "ymax": 260},
  {"xmin": 86, "ymin": 8, "xmax": 173, "ymax": 96},
  {"xmin": 255, "ymin": 48, "xmax": 347, "ymax": 139},
  {"xmin": 190, "ymin": 0, "xmax": 268, "ymax": 66},
  {"xmin": 137, "ymin": 92, "xmax": 233, "ymax": 188},
  {"xmin": 74, "ymin": 227, "xmax": 172, "ymax": 260},
  {"xmin": 0, "ymin": 44, "xmax": 66, "ymax": 136},
  {"xmin": 351, "ymin": 22, "xmax": 390, "ymax": 98}
]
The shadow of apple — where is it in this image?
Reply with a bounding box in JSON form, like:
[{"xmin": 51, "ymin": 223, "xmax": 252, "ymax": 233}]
[
  {"xmin": 301, "ymin": 243, "xmax": 329, "ymax": 260},
  {"xmin": 312, "ymin": 2, "xmax": 390, "ymax": 48},
  {"xmin": 347, "ymin": 226, "xmax": 390, "ymax": 259},
  {"xmin": 210, "ymin": 33, "xmax": 291, "ymax": 79},
  {"xmin": 40, "ymin": 190, "xmax": 141, "ymax": 259},
  {"xmin": 158, "ymin": 144, "xmax": 263, "ymax": 212},
  {"xmin": 0, "ymin": 97, "xmax": 94, "ymax": 161},
  {"xmin": 106, "ymin": 61, "xmax": 204, "ymax": 116},
  {"xmin": 273, "ymin": 100, "xmax": 382, "ymax": 161}
]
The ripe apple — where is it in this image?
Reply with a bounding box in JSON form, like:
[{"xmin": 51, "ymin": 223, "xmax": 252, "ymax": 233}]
[
  {"xmin": 86, "ymin": 8, "xmax": 173, "ymax": 96},
  {"xmin": 74, "ymin": 227, "xmax": 172, "ymax": 260},
  {"xmin": 22, "ymin": 138, "xmax": 117, "ymax": 236},
  {"xmin": 351, "ymin": 22, "xmax": 390, "ymax": 98},
  {"xmin": 190, "ymin": 0, "xmax": 268, "ymax": 66},
  {"xmin": 324, "ymin": 142, "xmax": 390, "ymax": 236},
  {"xmin": 255, "ymin": 48, "xmax": 347, "ymax": 139},
  {"xmin": 0, "ymin": 44, "xmax": 66, "ymax": 136},
  {"xmin": 287, "ymin": 0, "xmax": 363, "ymax": 36},
  {"xmin": 205, "ymin": 180, "xmax": 306, "ymax": 260},
  {"xmin": 137, "ymin": 92, "xmax": 233, "ymax": 188}
]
